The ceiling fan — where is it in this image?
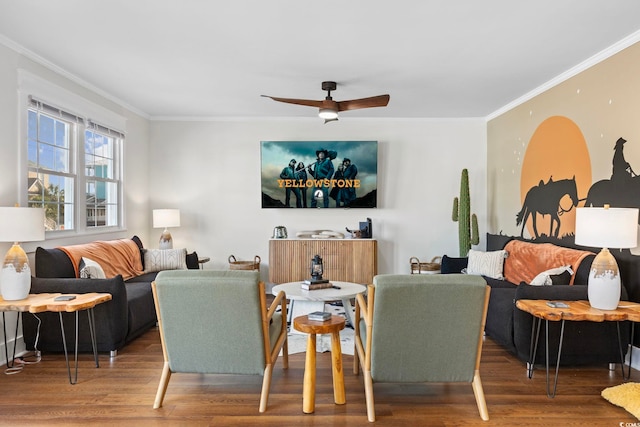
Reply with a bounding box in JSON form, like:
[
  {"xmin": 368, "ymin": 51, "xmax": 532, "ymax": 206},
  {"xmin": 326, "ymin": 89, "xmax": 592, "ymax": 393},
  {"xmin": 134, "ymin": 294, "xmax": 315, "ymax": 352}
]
[{"xmin": 262, "ymin": 81, "xmax": 390, "ymax": 123}]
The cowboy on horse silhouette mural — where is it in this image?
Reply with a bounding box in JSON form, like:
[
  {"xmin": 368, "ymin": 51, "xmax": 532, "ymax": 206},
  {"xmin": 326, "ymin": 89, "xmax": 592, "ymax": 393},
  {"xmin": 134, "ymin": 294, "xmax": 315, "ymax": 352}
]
[
  {"xmin": 517, "ymin": 137, "xmax": 640, "ymax": 239},
  {"xmin": 611, "ymin": 137, "xmax": 635, "ymax": 184},
  {"xmin": 585, "ymin": 137, "xmax": 640, "ymax": 222}
]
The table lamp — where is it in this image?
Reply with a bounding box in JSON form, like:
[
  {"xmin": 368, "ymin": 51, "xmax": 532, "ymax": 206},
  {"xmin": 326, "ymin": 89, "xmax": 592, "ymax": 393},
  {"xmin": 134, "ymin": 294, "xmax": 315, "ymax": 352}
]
[
  {"xmin": 0, "ymin": 206, "xmax": 45, "ymax": 300},
  {"xmin": 574, "ymin": 205, "xmax": 638, "ymax": 310},
  {"xmin": 153, "ymin": 209, "xmax": 180, "ymax": 249}
]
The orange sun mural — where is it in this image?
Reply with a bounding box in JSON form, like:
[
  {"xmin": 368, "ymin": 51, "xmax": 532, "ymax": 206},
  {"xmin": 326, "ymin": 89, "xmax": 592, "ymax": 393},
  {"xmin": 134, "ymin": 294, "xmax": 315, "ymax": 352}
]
[{"xmin": 519, "ymin": 116, "xmax": 592, "ymax": 239}]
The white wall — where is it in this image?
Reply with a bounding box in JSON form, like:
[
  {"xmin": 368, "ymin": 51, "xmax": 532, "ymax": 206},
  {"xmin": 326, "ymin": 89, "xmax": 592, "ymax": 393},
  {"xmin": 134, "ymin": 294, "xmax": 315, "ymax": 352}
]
[{"xmin": 149, "ymin": 118, "xmax": 487, "ymax": 282}]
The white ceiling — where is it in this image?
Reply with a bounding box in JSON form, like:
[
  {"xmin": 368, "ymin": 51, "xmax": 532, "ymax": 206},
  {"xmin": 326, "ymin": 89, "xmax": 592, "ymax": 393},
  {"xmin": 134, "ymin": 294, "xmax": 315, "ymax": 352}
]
[{"xmin": 2, "ymin": 0, "xmax": 640, "ymax": 120}]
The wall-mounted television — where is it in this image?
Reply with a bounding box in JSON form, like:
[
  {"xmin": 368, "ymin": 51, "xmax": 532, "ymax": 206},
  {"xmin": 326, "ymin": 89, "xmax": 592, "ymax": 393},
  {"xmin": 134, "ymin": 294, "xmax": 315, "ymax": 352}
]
[{"xmin": 261, "ymin": 141, "xmax": 378, "ymax": 209}]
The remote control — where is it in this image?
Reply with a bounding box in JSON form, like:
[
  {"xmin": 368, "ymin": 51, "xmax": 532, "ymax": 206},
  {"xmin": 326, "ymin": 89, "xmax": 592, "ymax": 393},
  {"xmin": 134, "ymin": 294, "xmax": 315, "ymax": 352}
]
[{"xmin": 546, "ymin": 301, "xmax": 569, "ymax": 308}]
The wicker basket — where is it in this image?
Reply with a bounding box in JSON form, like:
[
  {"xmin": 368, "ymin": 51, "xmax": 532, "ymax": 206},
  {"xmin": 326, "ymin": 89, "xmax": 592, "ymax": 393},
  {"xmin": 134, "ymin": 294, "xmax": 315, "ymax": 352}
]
[
  {"xmin": 228, "ymin": 255, "xmax": 261, "ymax": 271},
  {"xmin": 409, "ymin": 256, "xmax": 441, "ymax": 274}
]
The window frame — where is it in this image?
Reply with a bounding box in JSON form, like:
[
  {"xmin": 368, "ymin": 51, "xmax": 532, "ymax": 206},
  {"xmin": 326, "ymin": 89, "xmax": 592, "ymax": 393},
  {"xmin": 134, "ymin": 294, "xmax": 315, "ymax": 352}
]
[
  {"xmin": 83, "ymin": 122, "xmax": 124, "ymax": 229},
  {"xmin": 18, "ymin": 70, "xmax": 127, "ymax": 238},
  {"xmin": 27, "ymin": 106, "xmax": 79, "ymax": 232}
]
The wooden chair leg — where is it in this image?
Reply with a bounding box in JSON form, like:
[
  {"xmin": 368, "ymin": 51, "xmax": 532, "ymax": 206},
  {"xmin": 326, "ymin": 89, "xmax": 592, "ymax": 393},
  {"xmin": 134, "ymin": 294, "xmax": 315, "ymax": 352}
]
[
  {"xmin": 259, "ymin": 364, "xmax": 274, "ymax": 413},
  {"xmin": 282, "ymin": 336, "xmax": 289, "ymax": 369},
  {"xmin": 153, "ymin": 362, "xmax": 172, "ymax": 409},
  {"xmin": 363, "ymin": 369, "xmax": 375, "ymax": 422},
  {"xmin": 471, "ymin": 370, "xmax": 489, "ymax": 421}
]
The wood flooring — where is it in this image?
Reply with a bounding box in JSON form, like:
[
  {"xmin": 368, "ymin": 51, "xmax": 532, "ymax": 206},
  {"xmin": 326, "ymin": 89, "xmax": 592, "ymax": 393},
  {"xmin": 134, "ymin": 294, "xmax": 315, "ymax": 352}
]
[{"xmin": 0, "ymin": 326, "xmax": 637, "ymax": 426}]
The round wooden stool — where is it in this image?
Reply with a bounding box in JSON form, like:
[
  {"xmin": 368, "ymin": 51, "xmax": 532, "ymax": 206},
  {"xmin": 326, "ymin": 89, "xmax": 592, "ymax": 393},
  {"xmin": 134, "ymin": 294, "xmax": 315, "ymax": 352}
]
[{"xmin": 293, "ymin": 314, "xmax": 346, "ymax": 413}]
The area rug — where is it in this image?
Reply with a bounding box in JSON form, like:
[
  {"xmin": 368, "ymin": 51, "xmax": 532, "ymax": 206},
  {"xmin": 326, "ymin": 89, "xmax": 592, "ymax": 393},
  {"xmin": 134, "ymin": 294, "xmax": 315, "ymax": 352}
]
[
  {"xmin": 602, "ymin": 382, "xmax": 640, "ymax": 420},
  {"xmin": 282, "ymin": 303, "xmax": 355, "ymax": 356}
]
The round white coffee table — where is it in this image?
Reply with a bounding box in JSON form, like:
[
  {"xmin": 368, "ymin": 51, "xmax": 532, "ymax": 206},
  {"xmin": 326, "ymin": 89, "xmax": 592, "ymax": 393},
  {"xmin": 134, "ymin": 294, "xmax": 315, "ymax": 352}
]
[{"xmin": 271, "ymin": 281, "xmax": 367, "ymax": 328}]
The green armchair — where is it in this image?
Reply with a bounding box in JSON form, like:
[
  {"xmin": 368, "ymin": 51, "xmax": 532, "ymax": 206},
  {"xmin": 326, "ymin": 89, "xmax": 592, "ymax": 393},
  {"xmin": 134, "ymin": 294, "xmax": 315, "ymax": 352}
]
[
  {"xmin": 354, "ymin": 273, "xmax": 490, "ymax": 422},
  {"xmin": 151, "ymin": 270, "xmax": 288, "ymax": 412}
]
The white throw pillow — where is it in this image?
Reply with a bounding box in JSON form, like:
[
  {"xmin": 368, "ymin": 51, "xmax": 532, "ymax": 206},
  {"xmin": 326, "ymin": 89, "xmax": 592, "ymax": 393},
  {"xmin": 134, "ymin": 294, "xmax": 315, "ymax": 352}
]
[
  {"xmin": 144, "ymin": 248, "xmax": 187, "ymax": 273},
  {"xmin": 79, "ymin": 257, "xmax": 106, "ymax": 279},
  {"xmin": 530, "ymin": 265, "xmax": 574, "ymax": 286},
  {"xmin": 465, "ymin": 249, "xmax": 508, "ymax": 280}
]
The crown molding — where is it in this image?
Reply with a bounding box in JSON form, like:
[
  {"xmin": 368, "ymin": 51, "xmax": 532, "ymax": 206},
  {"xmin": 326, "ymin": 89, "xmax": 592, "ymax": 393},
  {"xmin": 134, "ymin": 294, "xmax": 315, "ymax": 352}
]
[
  {"xmin": 0, "ymin": 33, "xmax": 150, "ymax": 120},
  {"xmin": 3, "ymin": 30, "xmax": 639, "ymax": 124},
  {"xmin": 486, "ymin": 30, "xmax": 640, "ymax": 122}
]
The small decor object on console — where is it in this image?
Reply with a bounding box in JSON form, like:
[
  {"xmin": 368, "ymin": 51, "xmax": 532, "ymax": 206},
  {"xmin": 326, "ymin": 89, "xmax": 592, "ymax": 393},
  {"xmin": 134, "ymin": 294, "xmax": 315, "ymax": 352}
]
[
  {"xmin": 153, "ymin": 209, "xmax": 180, "ymax": 249},
  {"xmin": 575, "ymin": 205, "xmax": 639, "ymax": 310},
  {"xmin": 359, "ymin": 217, "xmax": 373, "ymax": 238},
  {"xmin": 307, "ymin": 311, "xmax": 332, "ymax": 321},
  {"xmin": 0, "ymin": 206, "xmax": 45, "ymax": 300},
  {"xmin": 346, "ymin": 218, "xmax": 373, "ymax": 238},
  {"xmin": 272, "ymin": 226, "xmax": 288, "ymax": 239}
]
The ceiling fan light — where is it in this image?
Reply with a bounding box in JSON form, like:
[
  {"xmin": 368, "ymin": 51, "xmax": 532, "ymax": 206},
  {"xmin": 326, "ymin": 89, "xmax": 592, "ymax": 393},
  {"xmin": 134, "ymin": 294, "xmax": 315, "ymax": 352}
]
[{"xmin": 318, "ymin": 108, "xmax": 338, "ymax": 119}]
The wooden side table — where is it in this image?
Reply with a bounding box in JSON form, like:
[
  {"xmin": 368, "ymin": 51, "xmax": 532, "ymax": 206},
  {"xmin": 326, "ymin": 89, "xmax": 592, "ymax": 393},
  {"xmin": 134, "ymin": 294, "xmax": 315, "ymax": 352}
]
[
  {"xmin": 272, "ymin": 281, "xmax": 366, "ymax": 328},
  {"xmin": 293, "ymin": 314, "xmax": 346, "ymax": 413},
  {"xmin": 197, "ymin": 257, "xmax": 210, "ymax": 269},
  {"xmin": 0, "ymin": 292, "xmax": 112, "ymax": 384},
  {"xmin": 516, "ymin": 299, "xmax": 640, "ymax": 397}
]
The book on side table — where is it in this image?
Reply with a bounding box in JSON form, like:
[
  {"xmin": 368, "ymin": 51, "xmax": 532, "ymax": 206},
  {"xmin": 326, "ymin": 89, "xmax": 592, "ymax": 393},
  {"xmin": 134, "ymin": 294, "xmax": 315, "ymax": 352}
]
[
  {"xmin": 301, "ymin": 281, "xmax": 333, "ymax": 290},
  {"xmin": 307, "ymin": 311, "xmax": 332, "ymax": 321},
  {"xmin": 303, "ymin": 279, "xmax": 329, "ymax": 284}
]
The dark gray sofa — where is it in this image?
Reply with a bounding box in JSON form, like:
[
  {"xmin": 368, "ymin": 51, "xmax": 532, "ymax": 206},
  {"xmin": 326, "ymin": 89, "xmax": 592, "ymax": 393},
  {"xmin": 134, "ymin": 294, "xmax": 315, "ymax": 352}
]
[
  {"xmin": 22, "ymin": 236, "xmax": 198, "ymax": 356},
  {"xmin": 442, "ymin": 233, "xmax": 631, "ymax": 367}
]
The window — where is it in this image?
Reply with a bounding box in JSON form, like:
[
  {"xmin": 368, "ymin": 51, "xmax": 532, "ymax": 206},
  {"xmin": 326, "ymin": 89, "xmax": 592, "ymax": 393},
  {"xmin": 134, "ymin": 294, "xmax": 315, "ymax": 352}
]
[
  {"xmin": 26, "ymin": 97, "xmax": 124, "ymax": 233},
  {"xmin": 27, "ymin": 103, "xmax": 77, "ymax": 231},
  {"xmin": 84, "ymin": 122, "xmax": 122, "ymax": 227}
]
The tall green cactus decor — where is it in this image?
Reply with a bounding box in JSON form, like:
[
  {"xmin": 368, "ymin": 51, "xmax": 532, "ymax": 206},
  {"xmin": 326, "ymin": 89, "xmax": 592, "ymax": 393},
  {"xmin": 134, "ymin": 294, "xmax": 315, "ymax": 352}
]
[{"xmin": 452, "ymin": 168, "xmax": 479, "ymax": 256}]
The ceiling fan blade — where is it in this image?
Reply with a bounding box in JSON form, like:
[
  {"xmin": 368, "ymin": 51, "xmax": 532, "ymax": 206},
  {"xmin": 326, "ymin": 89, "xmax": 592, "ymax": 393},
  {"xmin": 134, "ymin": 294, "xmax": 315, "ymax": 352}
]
[
  {"xmin": 261, "ymin": 95, "xmax": 324, "ymax": 108},
  {"xmin": 324, "ymin": 117, "xmax": 339, "ymax": 124},
  {"xmin": 337, "ymin": 94, "xmax": 390, "ymax": 112}
]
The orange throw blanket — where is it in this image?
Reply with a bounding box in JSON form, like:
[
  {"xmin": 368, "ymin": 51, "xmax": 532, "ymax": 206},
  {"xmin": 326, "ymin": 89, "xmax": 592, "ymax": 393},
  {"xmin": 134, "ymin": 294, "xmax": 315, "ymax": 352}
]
[
  {"xmin": 503, "ymin": 240, "xmax": 594, "ymax": 285},
  {"xmin": 58, "ymin": 239, "xmax": 144, "ymax": 280}
]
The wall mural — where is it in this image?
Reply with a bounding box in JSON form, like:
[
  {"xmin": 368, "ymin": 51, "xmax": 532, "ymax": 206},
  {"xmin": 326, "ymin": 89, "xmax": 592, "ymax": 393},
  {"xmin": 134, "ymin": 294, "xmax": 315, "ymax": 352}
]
[
  {"xmin": 517, "ymin": 176, "xmax": 579, "ymax": 239},
  {"xmin": 517, "ymin": 116, "xmax": 591, "ymax": 240},
  {"xmin": 488, "ymin": 41, "xmax": 640, "ymax": 339},
  {"xmin": 585, "ymin": 137, "xmax": 640, "ymax": 209},
  {"xmin": 505, "ymin": 114, "xmax": 640, "ymax": 308},
  {"xmin": 517, "ymin": 115, "xmax": 639, "ymax": 241}
]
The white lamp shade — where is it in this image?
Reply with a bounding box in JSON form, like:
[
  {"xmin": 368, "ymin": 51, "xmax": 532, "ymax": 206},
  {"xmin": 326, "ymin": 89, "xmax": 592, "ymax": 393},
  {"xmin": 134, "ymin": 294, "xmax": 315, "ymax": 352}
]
[
  {"xmin": 0, "ymin": 207, "xmax": 45, "ymax": 242},
  {"xmin": 575, "ymin": 207, "xmax": 638, "ymax": 249},
  {"xmin": 153, "ymin": 209, "xmax": 181, "ymax": 228}
]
